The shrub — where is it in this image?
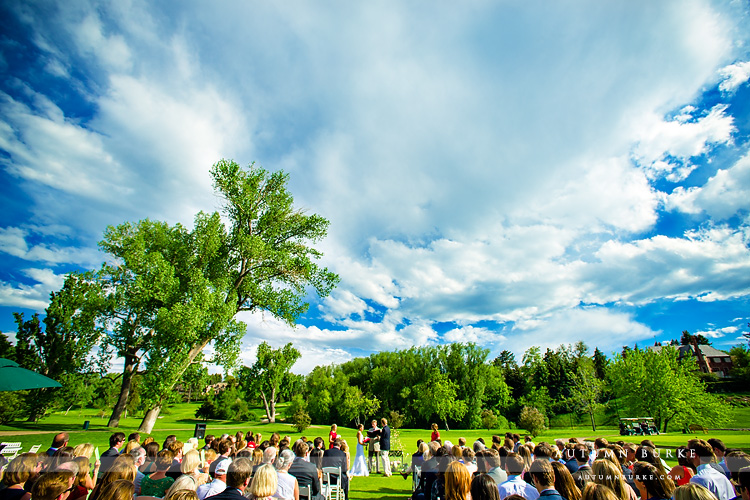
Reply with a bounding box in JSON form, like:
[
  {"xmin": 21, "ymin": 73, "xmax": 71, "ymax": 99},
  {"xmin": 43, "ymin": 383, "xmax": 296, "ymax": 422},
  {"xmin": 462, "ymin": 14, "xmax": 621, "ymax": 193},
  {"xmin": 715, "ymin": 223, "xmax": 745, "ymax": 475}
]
[
  {"xmin": 292, "ymin": 409, "xmax": 311, "ymax": 433},
  {"xmin": 481, "ymin": 409, "xmax": 499, "ymax": 431},
  {"xmin": 519, "ymin": 406, "xmax": 547, "ymax": 437},
  {"xmin": 388, "ymin": 410, "xmax": 405, "ymax": 429}
]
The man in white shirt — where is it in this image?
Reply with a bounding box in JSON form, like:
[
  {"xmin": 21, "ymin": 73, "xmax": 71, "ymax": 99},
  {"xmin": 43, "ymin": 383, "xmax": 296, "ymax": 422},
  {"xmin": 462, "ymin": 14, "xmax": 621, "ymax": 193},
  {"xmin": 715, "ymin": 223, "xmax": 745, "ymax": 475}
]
[
  {"xmin": 198, "ymin": 458, "xmax": 231, "ymax": 500},
  {"xmin": 498, "ymin": 454, "xmax": 540, "ymax": 500},
  {"xmin": 688, "ymin": 439, "xmax": 735, "ymax": 500}
]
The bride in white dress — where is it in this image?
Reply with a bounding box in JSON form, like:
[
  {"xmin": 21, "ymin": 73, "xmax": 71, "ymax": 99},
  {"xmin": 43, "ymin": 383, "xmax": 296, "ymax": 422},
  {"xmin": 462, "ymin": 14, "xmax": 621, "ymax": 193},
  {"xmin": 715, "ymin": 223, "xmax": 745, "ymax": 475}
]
[{"xmin": 349, "ymin": 423, "xmax": 370, "ymax": 477}]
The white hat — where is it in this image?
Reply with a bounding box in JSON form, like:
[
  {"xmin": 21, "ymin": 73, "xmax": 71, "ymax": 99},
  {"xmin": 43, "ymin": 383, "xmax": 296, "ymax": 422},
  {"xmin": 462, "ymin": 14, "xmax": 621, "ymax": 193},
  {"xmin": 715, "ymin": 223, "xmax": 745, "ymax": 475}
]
[{"xmin": 215, "ymin": 458, "xmax": 232, "ymax": 475}]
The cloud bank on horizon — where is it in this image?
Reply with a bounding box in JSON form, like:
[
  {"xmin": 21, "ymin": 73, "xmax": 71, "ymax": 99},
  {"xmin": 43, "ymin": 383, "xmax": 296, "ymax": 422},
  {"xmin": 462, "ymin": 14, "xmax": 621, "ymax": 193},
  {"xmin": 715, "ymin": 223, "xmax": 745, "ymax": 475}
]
[{"xmin": 1, "ymin": 0, "xmax": 750, "ymax": 374}]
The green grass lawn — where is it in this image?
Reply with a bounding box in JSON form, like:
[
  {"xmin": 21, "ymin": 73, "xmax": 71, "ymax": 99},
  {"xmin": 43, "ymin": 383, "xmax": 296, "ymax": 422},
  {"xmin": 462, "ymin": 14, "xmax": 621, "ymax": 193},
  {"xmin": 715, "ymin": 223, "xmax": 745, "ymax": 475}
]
[{"xmin": 2, "ymin": 402, "xmax": 750, "ymax": 500}]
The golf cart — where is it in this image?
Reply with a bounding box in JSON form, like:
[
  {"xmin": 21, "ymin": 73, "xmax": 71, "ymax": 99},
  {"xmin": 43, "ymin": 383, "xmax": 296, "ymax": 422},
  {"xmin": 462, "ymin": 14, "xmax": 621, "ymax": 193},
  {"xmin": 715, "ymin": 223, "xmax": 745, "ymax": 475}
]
[{"xmin": 619, "ymin": 417, "xmax": 660, "ymax": 436}]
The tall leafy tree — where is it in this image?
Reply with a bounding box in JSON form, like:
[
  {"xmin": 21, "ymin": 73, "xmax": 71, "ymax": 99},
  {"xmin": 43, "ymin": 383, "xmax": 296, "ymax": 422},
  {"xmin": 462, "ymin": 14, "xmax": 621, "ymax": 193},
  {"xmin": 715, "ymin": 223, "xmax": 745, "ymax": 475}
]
[
  {"xmin": 10, "ymin": 273, "xmax": 106, "ymax": 421},
  {"xmin": 413, "ymin": 370, "xmax": 467, "ymax": 430},
  {"xmin": 567, "ymin": 357, "xmax": 604, "ymax": 431},
  {"xmin": 240, "ymin": 342, "xmax": 300, "ymax": 423},
  {"xmin": 607, "ymin": 346, "xmax": 725, "ymax": 432}
]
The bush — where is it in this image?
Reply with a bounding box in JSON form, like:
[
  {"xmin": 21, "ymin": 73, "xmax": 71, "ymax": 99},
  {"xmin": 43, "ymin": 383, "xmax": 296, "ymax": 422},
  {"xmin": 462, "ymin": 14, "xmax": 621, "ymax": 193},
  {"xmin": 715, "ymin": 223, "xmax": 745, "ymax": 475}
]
[
  {"xmin": 481, "ymin": 409, "xmax": 499, "ymax": 431},
  {"xmin": 0, "ymin": 392, "xmax": 26, "ymax": 424},
  {"xmin": 519, "ymin": 406, "xmax": 547, "ymax": 437},
  {"xmin": 389, "ymin": 410, "xmax": 405, "ymax": 429},
  {"xmin": 292, "ymin": 410, "xmax": 311, "ymax": 433}
]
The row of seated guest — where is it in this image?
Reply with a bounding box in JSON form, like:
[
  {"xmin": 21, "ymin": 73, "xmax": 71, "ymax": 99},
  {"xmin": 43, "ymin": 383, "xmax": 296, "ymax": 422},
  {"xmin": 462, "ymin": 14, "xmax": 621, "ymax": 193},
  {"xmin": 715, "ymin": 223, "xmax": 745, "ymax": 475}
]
[{"xmin": 408, "ymin": 436, "xmax": 749, "ymax": 500}]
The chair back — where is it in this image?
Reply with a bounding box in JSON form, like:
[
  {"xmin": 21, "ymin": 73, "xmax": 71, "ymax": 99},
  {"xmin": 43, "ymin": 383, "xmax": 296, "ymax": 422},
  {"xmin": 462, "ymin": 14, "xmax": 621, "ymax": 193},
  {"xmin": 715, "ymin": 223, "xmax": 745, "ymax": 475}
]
[{"xmin": 299, "ymin": 485, "xmax": 311, "ymax": 500}]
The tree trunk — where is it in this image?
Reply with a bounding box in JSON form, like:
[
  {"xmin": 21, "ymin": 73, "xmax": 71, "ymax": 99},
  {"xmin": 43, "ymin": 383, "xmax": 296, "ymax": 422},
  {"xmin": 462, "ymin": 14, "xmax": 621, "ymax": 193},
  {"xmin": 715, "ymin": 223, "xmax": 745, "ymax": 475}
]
[
  {"xmin": 260, "ymin": 391, "xmax": 272, "ymax": 423},
  {"xmin": 589, "ymin": 411, "xmax": 596, "ymax": 431},
  {"xmin": 108, "ymin": 354, "xmax": 137, "ymax": 427},
  {"xmin": 444, "ymin": 418, "xmax": 450, "ymax": 432},
  {"xmin": 138, "ymin": 405, "xmax": 162, "ymax": 433},
  {"xmin": 269, "ymin": 387, "xmax": 276, "ymax": 423}
]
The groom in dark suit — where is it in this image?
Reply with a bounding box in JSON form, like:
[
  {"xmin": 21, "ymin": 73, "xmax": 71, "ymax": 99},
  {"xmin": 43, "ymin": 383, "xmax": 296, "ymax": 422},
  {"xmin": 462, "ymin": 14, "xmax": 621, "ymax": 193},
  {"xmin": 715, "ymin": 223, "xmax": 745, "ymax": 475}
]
[{"xmin": 323, "ymin": 438, "xmax": 349, "ymax": 500}]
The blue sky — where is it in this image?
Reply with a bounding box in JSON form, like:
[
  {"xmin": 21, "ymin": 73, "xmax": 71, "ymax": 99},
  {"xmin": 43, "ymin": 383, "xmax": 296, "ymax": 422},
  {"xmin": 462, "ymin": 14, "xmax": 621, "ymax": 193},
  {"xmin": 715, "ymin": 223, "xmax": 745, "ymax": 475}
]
[{"xmin": 1, "ymin": 0, "xmax": 750, "ymax": 374}]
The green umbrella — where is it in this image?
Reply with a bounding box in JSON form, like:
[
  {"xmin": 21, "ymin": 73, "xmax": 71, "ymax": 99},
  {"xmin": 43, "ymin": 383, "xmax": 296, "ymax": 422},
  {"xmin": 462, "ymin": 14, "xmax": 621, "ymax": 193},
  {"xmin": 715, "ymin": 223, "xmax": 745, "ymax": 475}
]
[{"xmin": 0, "ymin": 357, "xmax": 62, "ymax": 392}]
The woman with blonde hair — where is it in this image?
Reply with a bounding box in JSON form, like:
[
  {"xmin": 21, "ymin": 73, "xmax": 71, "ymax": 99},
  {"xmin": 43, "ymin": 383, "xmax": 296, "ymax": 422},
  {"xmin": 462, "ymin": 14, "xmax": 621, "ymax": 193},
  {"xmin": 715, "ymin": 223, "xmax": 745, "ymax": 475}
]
[
  {"xmin": 124, "ymin": 440, "xmax": 140, "ymax": 454},
  {"xmin": 69, "ymin": 456, "xmax": 99, "ymax": 500},
  {"xmin": 551, "ymin": 460, "xmax": 581, "ymax": 500},
  {"xmin": 248, "ymin": 464, "xmax": 278, "ymax": 500},
  {"xmin": 592, "ymin": 459, "xmax": 636, "ymax": 500},
  {"xmin": 96, "ymin": 479, "xmax": 134, "ymax": 500},
  {"xmin": 165, "ymin": 490, "xmax": 199, "ymax": 500},
  {"xmin": 72, "ymin": 443, "xmax": 94, "ymax": 459},
  {"xmin": 674, "ymin": 483, "xmax": 717, "ymax": 500},
  {"xmin": 89, "ymin": 458, "xmax": 136, "ymax": 500},
  {"xmin": 0, "ymin": 453, "xmax": 38, "ymax": 500},
  {"xmin": 252, "ymin": 448, "xmax": 264, "ymax": 466},
  {"xmin": 444, "ymin": 461, "xmax": 471, "ymax": 500},
  {"xmin": 582, "ymin": 483, "xmax": 618, "ymax": 500},
  {"xmin": 340, "ymin": 440, "xmax": 351, "ymax": 475},
  {"xmin": 164, "ymin": 475, "xmax": 198, "ymax": 498},
  {"xmin": 180, "ymin": 450, "xmax": 209, "ymax": 486}
]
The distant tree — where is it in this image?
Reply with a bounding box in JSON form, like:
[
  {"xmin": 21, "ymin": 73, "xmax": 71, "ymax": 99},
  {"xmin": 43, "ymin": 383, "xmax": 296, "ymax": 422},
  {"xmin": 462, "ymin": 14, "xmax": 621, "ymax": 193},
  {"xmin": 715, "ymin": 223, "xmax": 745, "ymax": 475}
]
[
  {"xmin": 608, "ymin": 346, "xmax": 725, "ymax": 432},
  {"xmin": 241, "ymin": 342, "xmax": 300, "ymax": 423},
  {"xmin": 180, "ymin": 359, "xmax": 210, "ymax": 403},
  {"xmin": 729, "ymin": 345, "xmax": 750, "ymax": 384},
  {"xmin": 413, "ymin": 371, "xmax": 467, "ymax": 431},
  {"xmin": 0, "ymin": 332, "xmax": 14, "ymax": 359},
  {"xmin": 339, "ymin": 385, "xmax": 380, "ymax": 426},
  {"xmin": 292, "ymin": 409, "xmax": 311, "ymax": 433},
  {"xmin": 593, "ymin": 347, "xmax": 608, "ymax": 380},
  {"xmin": 519, "ymin": 406, "xmax": 547, "ymax": 437},
  {"xmin": 11, "ymin": 274, "xmax": 106, "ymax": 421},
  {"xmin": 567, "ymin": 358, "xmax": 604, "ymax": 431},
  {"xmin": 681, "ymin": 330, "xmax": 711, "ymax": 346}
]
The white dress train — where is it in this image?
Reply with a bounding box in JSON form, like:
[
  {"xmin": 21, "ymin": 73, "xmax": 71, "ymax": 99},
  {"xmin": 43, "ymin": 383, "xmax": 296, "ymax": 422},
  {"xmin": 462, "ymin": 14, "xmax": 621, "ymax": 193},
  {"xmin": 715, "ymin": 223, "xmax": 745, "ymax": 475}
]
[{"xmin": 349, "ymin": 443, "xmax": 369, "ymax": 476}]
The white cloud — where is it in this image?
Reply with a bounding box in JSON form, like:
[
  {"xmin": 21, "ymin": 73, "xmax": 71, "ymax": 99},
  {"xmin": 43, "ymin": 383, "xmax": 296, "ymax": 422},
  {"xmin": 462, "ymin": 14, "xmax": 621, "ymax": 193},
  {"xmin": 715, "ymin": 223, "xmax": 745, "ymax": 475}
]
[
  {"xmin": 718, "ymin": 61, "xmax": 750, "ymax": 93},
  {"xmin": 665, "ymin": 152, "xmax": 750, "ymax": 218},
  {"xmin": 0, "ymin": 268, "xmax": 67, "ymax": 311},
  {"xmin": 0, "ymin": 226, "xmax": 102, "ymax": 267}
]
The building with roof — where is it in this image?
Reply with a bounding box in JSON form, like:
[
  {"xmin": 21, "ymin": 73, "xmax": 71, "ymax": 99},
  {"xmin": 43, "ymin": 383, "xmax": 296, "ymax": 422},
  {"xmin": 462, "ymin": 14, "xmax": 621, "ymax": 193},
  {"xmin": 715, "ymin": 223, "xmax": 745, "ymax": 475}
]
[{"xmin": 651, "ymin": 340, "xmax": 733, "ymax": 377}]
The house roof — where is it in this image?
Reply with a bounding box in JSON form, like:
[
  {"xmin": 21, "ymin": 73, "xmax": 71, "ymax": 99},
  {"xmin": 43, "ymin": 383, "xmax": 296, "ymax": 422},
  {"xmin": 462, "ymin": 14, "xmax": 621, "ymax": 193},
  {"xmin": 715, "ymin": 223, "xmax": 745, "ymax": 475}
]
[{"xmin": 649, "ymin": 343, "xmax": 729, "ymax": 358}]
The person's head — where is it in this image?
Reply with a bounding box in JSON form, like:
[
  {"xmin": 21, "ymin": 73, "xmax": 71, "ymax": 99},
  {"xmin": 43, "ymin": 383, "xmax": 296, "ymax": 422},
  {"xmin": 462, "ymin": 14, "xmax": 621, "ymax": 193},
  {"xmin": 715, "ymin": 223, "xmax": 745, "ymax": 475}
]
[
  {"xmin": 3, "ymin": 453, "xmax": 38, "ymax": 487},
  {"xmin": 453, "ymin": 445, "xmax": 464, "ymax": 459},
  {"xmin": 632, "ymin": 461, "xmax": 675, "ymax": 500},
  {"xmin": 358, "ymin": 423, "xmax": 364, "ymax": 432},
  {"xmin": 333, "ymin": 438, "xmax": 342, "ymax": 449},
  {"xmin": 381, "ymin": 418, "xmax": 388, "ymax": 427},
  {"xmin": 143, "ymin": 441, "xmax": 160, "ymax": 459},
  {"xmin": 180, "ymin": 450, "xmax": 201, "ymax": 474},
  {"xmin": 269, "ymin": 432, "xmax": 281, "ymax": 448},
  {"xmin": 594, "ymin": 438, "xmax": 609, "ymax": 450},
  {"xmin": 707, "ymin": 438, "xmax": 727, "ymax": 459},
  {"xmin": 445, "ymin": 461, "xmax": 471, "ymax": 500},
  {"xmin": 574, "ymin": 444, "xmax": 589, "ymax": 464},
  {"xmin": 529, "ymin": 459, "xmax": 555, "ymax": 490},
  {"xmin": 218, "ymin": 439, "xmax": 232, "ymax": 456},
  {"xmin": 592, "ymin": 459, "xmax": 628, "ymax": 500},
  {"xmin": 635, "ymin": 446, "xmax": 666, "ymax": 473},
  {"xmin": 738, "ymin": 466, "xmax": 750, "ymax": 500},
  {"xmin": 109, "ymin": 432, "xmax": 126, "ymax": 449},
  {"xmin": 168, "ymin": 440, "xmax": 184, "ymax": 458},
  {"xmin": 505, "ymin": 454, "xmax": 525, "ymax": 476},
  {"xmin": 72, "ymin": 457, "xmax": 91, "ymax": 487},
  {"xmin": 462, "ymin": 447, "xmax": 475, "ymax": 463},
  {"xmin": 155, "ymin": 449, "xmax": 175, "ymax": 471},
  {"xmin": 726, "ymin": 451, "xmax": 750, "ymax": 482},
  {"xmin": 262, "ymin": 446, "xmax": 277, "ymax": 464},
  {"xmin": 51, "ymin": 432, "xmax": 70, "ymax": 449},
  {"xmin": 314, "ymin": 437, "xmax": 324, "ymax": 449},
  {"xmin": 252, "ymin": 448, "xmax": 263, "ymax": 465},
  {"xmin": 276, "ymin": 449, "xmax": 295, "ymax": 472},
  {"xmin": 205, "ymin": 434, "xmax": 216, "ymax": 446},
  {"xmin": 470, "ymin": 473, "xmax": 501, "ymax": 500},
  {"xmin": 165, "ymin": 490, "xmax": 199, "ymax": 500},
  {"xmin": 331, "ymin": 424, "xmax": 337, "ymax": 431},
  {"xmin": 163, "ymin": 435, "xmax": 177, "ymax": 450},
  {"xmin": 72, "ymin": 443, "xmax": 94, "ymax": 459},
  {"xmin": 518, "ymin": 445, "xmax": 533, "ymax": 468},
  {"xmin": 248, "ymin": 463, "xmax": 277, "ymax": 498},
  {"xmin": 432, "ymin": 423, "xmax": 439, "ymax": 432},
  {"xmin": 294, "ymin": 440, "xmax": 309, "ymax": 458},
  {"xmin": 226, "ymin": 457, "xmax": 253, "ymax": 490},
  {"xmin": 371, "ymin": 420, "xmax": 377, "ymax": 428},
  {"xmin": 31, "ymin": 471, "xmax": 76, "ymax": 500},
  {"xmin": 582, "ymin": 483, "xmax": 618, "ymax": 500},
  {"xmin": 164, "ymin": 475, "xmax": 197, "ymax": 499},
  {"xmin": 551, "ymin": 460, "xmax": 581, "ymax": 500},
  {"xmin": 534, "ymin": 443, "xmax": 553, "ymax": 460},
  {"xmin": 214, "ymin": 458, "xmax": 231, "ymax": 479},
  {"xmin": 675, "ymin": 483, "xmax": 718, "ymax": 500},
  {"xmin": 687, "ymin": 439, "xmax": 715, "ymax": 466},
  {"xmin": 127, "ymin": 432, "xmax": 140, "ymax": 444},
  {"xmin": 100, "ymin": 456, "xmax": 137, "ymax": 485},
  {"xmin": 98, "ymin": 479, "xmax": 134, "ymax": 500}
]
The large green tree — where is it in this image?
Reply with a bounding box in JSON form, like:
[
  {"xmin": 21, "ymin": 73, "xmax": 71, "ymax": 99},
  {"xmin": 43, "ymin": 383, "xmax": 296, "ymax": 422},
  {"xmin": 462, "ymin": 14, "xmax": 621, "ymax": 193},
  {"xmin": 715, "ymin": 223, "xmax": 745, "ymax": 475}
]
[
  {"xmin": 240, "ymin": 341, "xmax": 300, "ymax": 423},
  {"xmin": 607, "ymin": 346, "xmax": 726, "ymax": 432},
  {"xmin": 567, "ymin": 357, "xmax": 604, "ymax": 431}
]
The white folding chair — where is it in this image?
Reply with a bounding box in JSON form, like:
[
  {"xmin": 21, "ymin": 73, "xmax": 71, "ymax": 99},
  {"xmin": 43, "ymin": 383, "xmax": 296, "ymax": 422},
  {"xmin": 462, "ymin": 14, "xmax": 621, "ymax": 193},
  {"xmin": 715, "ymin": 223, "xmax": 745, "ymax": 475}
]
[
  {"xmin": 299, "ymin": 485, "xmax": 311, "ymax": 500},
  {"xmin": 0, "ymin": 442, "xmax": 22, "ymax": 459},
  {"xmin": 28, "ymin": 444, "xmax": 42, "ymax": 453},
  {"xmin": 412, "ymin": 465, "xmax": 421, "ymax": 492},
  {"xmin": 321, "ymin": 466, "xmax": 342, "ymax": 500}
]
